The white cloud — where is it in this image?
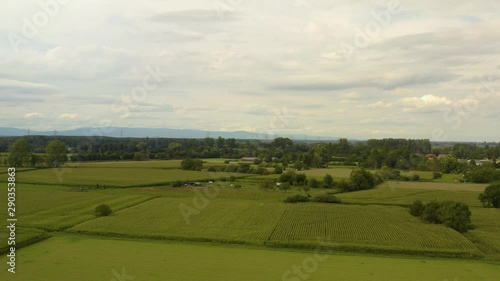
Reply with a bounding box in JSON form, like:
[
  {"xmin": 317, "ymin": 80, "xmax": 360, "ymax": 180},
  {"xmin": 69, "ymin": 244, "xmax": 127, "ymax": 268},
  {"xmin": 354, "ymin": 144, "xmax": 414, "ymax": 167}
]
[
  {"xmin": 59, "ymin": 113, "xmax": 79, "ymax": 119},
  {"xmin": 24, "ymin": 112, "xmax": 43, "ymax": 119}
]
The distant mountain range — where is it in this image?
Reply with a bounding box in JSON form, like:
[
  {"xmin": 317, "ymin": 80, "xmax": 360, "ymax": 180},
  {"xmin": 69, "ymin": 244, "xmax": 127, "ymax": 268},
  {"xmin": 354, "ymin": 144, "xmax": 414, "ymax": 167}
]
[{"xmin": 0, "ymin": 127, "xmax": 333, "ymax": 141}]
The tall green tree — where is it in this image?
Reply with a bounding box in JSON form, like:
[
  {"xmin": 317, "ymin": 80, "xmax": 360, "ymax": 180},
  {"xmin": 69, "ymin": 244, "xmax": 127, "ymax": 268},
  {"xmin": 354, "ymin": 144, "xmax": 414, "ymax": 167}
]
[
  {"xmin": 46, "ymin": 140, "xmax": 68, "ymax": 167},
  {"xmin": 8, "ymin": 138, "xmax": 31, "ymax": 167}
]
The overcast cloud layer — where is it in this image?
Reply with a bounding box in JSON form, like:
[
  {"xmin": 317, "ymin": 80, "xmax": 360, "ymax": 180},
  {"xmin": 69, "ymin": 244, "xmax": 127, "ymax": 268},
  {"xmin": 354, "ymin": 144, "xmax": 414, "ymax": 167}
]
[{"xmin": 1, "ymin": 0, "xmax": 499, "ymax": 141}]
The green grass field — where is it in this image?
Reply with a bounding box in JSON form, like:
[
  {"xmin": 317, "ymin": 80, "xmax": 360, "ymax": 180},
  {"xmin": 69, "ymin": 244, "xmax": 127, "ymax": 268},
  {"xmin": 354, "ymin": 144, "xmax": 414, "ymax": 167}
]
[
  {"xmin": 1, "ymin": 236, "xmax": 498, "ymax": 281},
  {"xmin": 15, "ymin": 167, "xmax": 250, "ymax": 187},
  {"xmin": 336, "ymin": 181, "xmax": 487, "ymax": 207}
]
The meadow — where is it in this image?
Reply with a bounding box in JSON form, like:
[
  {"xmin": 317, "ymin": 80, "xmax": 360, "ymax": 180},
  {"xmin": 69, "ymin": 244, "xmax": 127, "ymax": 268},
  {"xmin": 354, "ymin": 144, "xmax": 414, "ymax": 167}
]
[{"xmin": 1, "ymin": 236, "xmax": 499, "ymax": 281}]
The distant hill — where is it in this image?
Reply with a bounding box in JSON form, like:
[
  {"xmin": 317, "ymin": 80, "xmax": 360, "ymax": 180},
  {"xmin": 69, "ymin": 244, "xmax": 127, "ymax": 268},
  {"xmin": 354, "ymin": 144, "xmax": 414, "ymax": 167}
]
[{"xmin": 0, "ymin": 127, "xmax": 333, "ymax": 141}]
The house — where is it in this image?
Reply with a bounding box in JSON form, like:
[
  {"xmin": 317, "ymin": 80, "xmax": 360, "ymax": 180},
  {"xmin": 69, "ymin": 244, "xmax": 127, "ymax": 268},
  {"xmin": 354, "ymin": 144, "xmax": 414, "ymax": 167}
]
[{"xmin": 425, "ymin": 154, "xmax": 437, "ymax": 159}]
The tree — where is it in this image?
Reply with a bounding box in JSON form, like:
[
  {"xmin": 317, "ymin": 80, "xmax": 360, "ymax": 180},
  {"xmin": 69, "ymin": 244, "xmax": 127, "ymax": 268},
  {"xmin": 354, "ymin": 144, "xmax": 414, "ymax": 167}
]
[
  {"xmin": 439, "ymin": 201, "xmax": 472, "ymax": 233},
  {"xmin": 181, "ymin": 158, "xmax": 203, "ymax": 171},
  {"xmin": 8, "ymin": 138, "xmax": 31, "ymax": 167},
  {"xmin": 409, "ymin": 200, "xmax": 425, "ymax": 217},
  {"xmin": 478, "ymin": 184, "xmax": 500, "ymax": 208},
  {"xmin": 421, "ymin": 201, "xmax": 442, "ymax": 224},
  {"xmin": 308, "ymin": 178, "xmax": 320, "ymax": 188},
  {"xmin": 295, "ymin": 173, "xmax": 307, "ymax": 185},
  {"xmin": 46, "ymin": 140, "xmax": 68, "ymax": 167},
  {"xmin": 279, "ymin": 170, "xmax": 297, "ymax": 185},
  {"xmin": 466, "ymin": 167, "xmax": 496, "ymax": 183},
  {"xmin": 95, "ymin": 204, "xmax": 112, "ymax": 217},
  {"xmin": 323, "ymin": 174, "xmax": 334, "ymax": 188},
  {"xmin": 349, "ymin": 167, "xmax": 376, "ymax": 191}
]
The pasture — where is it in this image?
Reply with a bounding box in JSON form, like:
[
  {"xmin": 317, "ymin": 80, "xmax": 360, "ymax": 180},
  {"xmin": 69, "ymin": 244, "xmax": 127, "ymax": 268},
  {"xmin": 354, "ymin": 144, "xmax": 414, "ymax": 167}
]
[{"xmin": 1, "ymin": 236, "xmax": 499, "ymax": 281}]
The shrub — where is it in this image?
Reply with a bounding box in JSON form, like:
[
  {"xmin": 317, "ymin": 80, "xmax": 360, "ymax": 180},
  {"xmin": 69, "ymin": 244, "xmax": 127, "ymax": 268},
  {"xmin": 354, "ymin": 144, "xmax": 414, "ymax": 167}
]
[
  {"xmin": 323, "ymin": 174, "xmax": 334, "ymax": 188},
  {"xmin": 417, "ymin": 200, "xmax": 472, "ymax": 233},
  {"xmin": 283, "ymin": 194, "xmax": 310, "ymax": 203},
  {"xmin": 295, "ymin": 173, "xmax": 308, "ymax": 186},
  {"xmin": 307, "ymin": 178, "xmax": 320, "ymax": 188},
  {"xmin": 433, "ymin": 171, "xmax": 442, "ymax": 179},
  {"xmin": 171, "ymin": 180, "xmax": 183, "ymax": 187},
  {"xmin": 409, "ymin": 200, "xmax": 425, "ymax": 217},
  {"xmin": 410, "ymin": 174, "xmax": 420, "ymax": 181},
  {"xmin": 95, "ymin": 204, "xmax": 112, "ymax": 217},
  {"xmin": 465, "ymin": 167, "xmax": 496, "ymax": 183},
  {"xmin": 279, "ymin": 170, "xmax": 297, "ymax": 185},
  {"xmin": 421, "ymin": 201, "xmax": 442, "ymax": 224},
  {"xmin": 274, "ymin": 165, "xmax": 283, "ymax": 174},
  {"xmin": 312, "ymin": 194, "xmax": 341, "ymax": 204},
  {"xmin": 181, "ymin": 158, "xmax": 203, "ymax": 171},
  {"xmin": 336, "ymin": 178, "xmax": 352, "ymax": 192}
]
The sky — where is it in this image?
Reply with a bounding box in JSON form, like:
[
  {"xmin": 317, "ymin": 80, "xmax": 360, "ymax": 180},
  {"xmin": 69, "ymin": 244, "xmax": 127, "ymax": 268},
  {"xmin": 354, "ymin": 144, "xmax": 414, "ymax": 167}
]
[{"xmin": 0, "ymin": 0, "xmax": 499, "ymax": 141}]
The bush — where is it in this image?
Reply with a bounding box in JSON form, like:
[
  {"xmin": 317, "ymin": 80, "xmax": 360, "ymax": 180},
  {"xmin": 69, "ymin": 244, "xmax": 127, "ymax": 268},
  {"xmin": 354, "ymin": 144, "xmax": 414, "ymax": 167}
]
[
  {"xmin": 323, "ymin": 174, "xmax": 334, "ymax": 188},
  {"xmin": 409, "ymin": 200, "xmax": 425, "ymax": 217},
  {"xmin": 421, "ymin": 201, "xmax": 442, "ymax": 224},
  {"xmin": 171, "ymin": 180, "xmax": 183, "ymax": 187},
  {"xmin": 181, "ymin": 158, "xmax": 203, "ymax": 171},
  {"xmin": 410, "ymin": 174, "xmax": 420, "ymax": 181},
  {"xmin": 466, "ymin": 167, "xmax": 496, "ymax": 183},
  {"xmin": 433, "ymin": 171, "xmax": 442, "ymax": 179},
  {"xmin": 283, "ymin": 194, "xmax": 310, "ymax": 203},
  {"xmin": 312, "ymin": 194, "xmax": 341, "ymax": 204},
  {"xmin": 478, "ymin": 183, "xmax": 500, "ymax": 208},
  {"xmin": 95, "ymin": 204, "xmax": 112, "ymax": 217},
  {"xmin": 279, "ymin": 170, "xmax": 297, "ymax": 185},
  {"xmin": 336, "ymin": 178, "xmax": 352, "ymax": 192},
  {"xmin": 417, "ymin": 200, "xmax": 472, "ymax": 233},
  {"xmin": 274, "ymin": 165, "xmax": 283, "ymax": 174},
  {"xmin": 307, "ymin": 178, "xmax": 320, "ymax": 188}
]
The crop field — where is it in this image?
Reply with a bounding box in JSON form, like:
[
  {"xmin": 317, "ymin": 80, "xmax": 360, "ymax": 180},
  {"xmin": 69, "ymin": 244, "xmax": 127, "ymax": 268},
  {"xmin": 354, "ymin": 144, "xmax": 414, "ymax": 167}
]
[
  {"xmin": 268, "ymin": 204, "xmax": 480, "ymax": 257},
  {"xmin": 15, "ymin": 167, "xmax": 250, "ymax": 187},
  {"xmin": 70, "ymin": 198, "xmax": 288, "ymax": 244},
  {"xmin": 469, "ymin": 208, "xmax": 500, "ymax": 253},
  {"xmin": 2, "ymin": 236, "xmax": 499, "ymax": 281},
  {"xmin": 67, "ymin": 160, "xmax": 184, "ymax": 169},
  {"xmin": 336, "ymin": 181, "xmax": 486, "ymax": 207},
  {"xmin": 69, "ymin": 197, "xmax": 481, "ymax": 257},
  {"xmin": 302, "ymin": 166, "xmax": 354, "ymax": 179}
]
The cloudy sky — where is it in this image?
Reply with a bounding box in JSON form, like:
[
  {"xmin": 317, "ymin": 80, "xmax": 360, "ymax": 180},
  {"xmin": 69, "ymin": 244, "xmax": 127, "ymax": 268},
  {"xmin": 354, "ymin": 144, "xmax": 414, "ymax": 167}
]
[{"xmin": 1, "ymin": 0, "xmax": 499, "ymax": 141}]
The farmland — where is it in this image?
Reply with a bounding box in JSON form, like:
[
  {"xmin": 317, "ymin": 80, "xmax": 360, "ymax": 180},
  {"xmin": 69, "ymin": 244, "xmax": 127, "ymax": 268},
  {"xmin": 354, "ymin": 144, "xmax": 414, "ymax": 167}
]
[
  {"xmin": 1, "ymin": 159, "xmax": 499, "ymax": 280},
  {"xmin": 69, "ymin": 197, "xmax": 481, "ymax": 257},
  {"xmin": 14, "ymin": 166, "xmax": 250, "ymax": 187}
]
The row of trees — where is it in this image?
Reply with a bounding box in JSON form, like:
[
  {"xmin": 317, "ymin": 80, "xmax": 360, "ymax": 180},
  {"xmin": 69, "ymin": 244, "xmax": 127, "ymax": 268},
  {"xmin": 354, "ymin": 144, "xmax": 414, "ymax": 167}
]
[
  {"xmin": 3, "ymin": 137, "xmax": 499, "ymax": 181},
  {"xmin": 409, "ymin": 200, "xmax": 472, "ymax": 233},
  {"xmin": 6, "ymin": 139, "xmax": 68, "ymax": 167}
]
